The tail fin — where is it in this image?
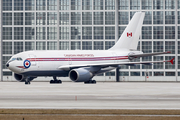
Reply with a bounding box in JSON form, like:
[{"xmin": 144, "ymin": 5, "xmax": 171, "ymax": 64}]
[{"xmin": 109, "ymin": 12, "xmax": 145, "ymax": 51}]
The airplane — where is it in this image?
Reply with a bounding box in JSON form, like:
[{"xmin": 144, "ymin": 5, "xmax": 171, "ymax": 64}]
[{"xmin": 6, "ymin": 12, "xmax": 174, "ymax": 85}]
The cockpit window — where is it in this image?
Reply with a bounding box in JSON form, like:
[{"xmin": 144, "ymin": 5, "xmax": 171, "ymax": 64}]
[
  {"xmin": 10, "ymin": 57, "xmax": 23, "ymax": 62},
  {"xmin": 11, "ymin": 58, "xmax": 16, "ymax": 61},
  {"xmin": 17, "ymin": 57, "xmax": 22, "ymax": 61}
]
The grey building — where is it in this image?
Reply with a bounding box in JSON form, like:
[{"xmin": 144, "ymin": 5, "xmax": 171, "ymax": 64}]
[{"xmin": 1, "ymin": 0, "xmax": 179, "ymax": 81}]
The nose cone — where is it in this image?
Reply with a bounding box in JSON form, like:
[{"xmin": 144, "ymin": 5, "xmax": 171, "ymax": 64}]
[
  {"xmin": 6, "ymin": 63, "xmax": 9, "ymax": 68},
  {"xmin": 7, "ymin": 61, "xmax": 23, "ymax": 74}
]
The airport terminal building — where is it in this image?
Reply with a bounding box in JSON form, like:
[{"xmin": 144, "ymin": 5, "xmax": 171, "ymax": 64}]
[{"xmin": 0, "ymin": 0, "xmax": 179, "ymax": 82}]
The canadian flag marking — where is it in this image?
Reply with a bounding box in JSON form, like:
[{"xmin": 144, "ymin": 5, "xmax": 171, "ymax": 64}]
[{"xmin": 127, "ymin": 32, "xmax": 132, "ymax": 37}]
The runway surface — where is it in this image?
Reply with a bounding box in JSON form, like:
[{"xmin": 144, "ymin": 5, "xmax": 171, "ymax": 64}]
[{"xmin": 0, "ymin": 82, "xmax": 180, "ymax": 109}]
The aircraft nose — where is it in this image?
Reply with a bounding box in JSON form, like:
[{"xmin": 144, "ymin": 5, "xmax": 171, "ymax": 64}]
[{"xmin": 6, "ymin": 63, "xmax": 9, "ymax": 68}]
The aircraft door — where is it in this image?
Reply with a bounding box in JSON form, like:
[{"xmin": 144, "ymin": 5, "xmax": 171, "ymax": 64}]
[
  {"xmin": 145, "ymin": 71, "xmax": 149, "ymax": 81},
  {"xmin": 112, "ymin": 52, "xmax": 117, "ymax": 63},
  {"xmin": 69, "ymin": 56, "xmax": 72, "ymax": 65}
]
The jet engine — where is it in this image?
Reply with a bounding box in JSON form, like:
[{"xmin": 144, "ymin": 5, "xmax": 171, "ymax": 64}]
[
  {"xmin": 69, "ymin": 68, "xmax": 93, "ymax": 82},
  {"xmin": 14, "ymin": 73, "xmax": 36, "ymax": 82},
  {"xmin": 14, "ymin": 73, "xmax": 24, "ymax": 81}
]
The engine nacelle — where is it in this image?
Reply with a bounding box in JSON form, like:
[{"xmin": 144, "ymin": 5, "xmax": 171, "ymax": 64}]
[
  {"xmin": 69, "ymin": 68, "xmax": 93, "ymax": 82},
  {"xmin": 14, "ymin": 73, "xmax": 24, "ymax": 81},
  {"xmin": 14, "ymin": 73, "xmax": 36, "ymax": 82}
]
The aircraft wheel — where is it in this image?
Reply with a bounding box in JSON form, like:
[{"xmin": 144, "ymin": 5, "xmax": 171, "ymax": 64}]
[
  {"xmin": 92, "ymin": 80, "xmax": 96, "ymax": 84},
  {"xmin": 50, "ymin": 80, "xmax": 54, "ymax": 84},
  {"xmin": 58, "ymin": 80, "xmax": 62, "ymax": 84},
  {"xmin": 84, "ymin": 80, "xmax": 96, "ymax": 84},
  {"xmin": 50, "ymin": 80, "xmax": 62, "ymax": 84},
  {"xmin": 84, "ymin": 81, "xmax": 90, "ymax": 84},
  {"xmin": 25, "ymin": 81, "xmax": 29, "ymax": 85}
]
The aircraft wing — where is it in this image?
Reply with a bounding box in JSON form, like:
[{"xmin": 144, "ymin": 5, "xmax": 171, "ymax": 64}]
[
  {"xmin": 129, "ymin": 51, "xmax": 170, "ymax": 58},
  {"xmin": 58, "ymin": 58, "xmax": 174, "ymax": 70}
]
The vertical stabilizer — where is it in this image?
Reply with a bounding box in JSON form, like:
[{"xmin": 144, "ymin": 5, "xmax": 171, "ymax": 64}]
[{"xmin": 109, "ymin": 12, "xmax": 145, "ymax": 51}]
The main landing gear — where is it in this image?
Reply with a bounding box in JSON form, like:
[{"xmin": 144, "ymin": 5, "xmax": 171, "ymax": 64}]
[
  {"xmin": 84, "ymin": 80, "xmax": 96, "ymax": 84},
  {"xmin": 50, "ymin": 76, "xmax": 62, "ymax": 84}
]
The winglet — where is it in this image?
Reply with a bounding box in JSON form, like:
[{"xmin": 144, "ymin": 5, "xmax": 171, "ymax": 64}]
[{"xmin": 168, "ymin": 58, "xmax": 174, "ymax": 65}]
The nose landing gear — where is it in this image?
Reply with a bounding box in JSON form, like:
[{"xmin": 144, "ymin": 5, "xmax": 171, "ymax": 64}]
[
  {"xmin": 50, "ymin": 76, "xmax": 62, "ymax": 84},
  {"xmin": 25, "ymin": 77, "xmax": 31, "ymax": 85}
]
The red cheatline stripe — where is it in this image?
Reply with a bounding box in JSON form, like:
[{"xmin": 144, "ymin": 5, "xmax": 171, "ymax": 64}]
[
  {"xmin": 16, "ymin": 66, "xmax": 26, "ymax": 69},
  {"xmin": 26, "ymin": 56, "xmax": 129, "ymax": 62}
]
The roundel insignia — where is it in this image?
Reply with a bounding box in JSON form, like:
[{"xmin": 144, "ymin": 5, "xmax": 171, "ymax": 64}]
[{"xmin": 24, "ymin": 60, "xmax": 31, "ymax": 68}]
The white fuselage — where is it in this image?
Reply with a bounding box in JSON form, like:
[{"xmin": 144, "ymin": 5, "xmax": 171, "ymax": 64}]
[{"xmin": 7, "ymin": 49, "xmax": 139, "ymax": 77}]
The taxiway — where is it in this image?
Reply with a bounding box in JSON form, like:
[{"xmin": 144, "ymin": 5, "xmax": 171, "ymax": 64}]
[{"xmin": 0, "ymin": 82, "xmax": 180, "ymax": 109}]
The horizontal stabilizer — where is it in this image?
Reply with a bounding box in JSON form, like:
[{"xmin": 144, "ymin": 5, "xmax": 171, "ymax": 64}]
[
  {"xmin": 141, "ymin": 63, "xmax": 152, "ymax": 65},
  {"xmin": 168, "ymin": 58, "xmax": 174, "ymax": 65},
  {"xmin": 124, "ymin": 64, "xmax": 136, "ymax": 66},
  {"xmin": 129, "ymin": 51, "xmax": 171, "ymax": 58}
]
